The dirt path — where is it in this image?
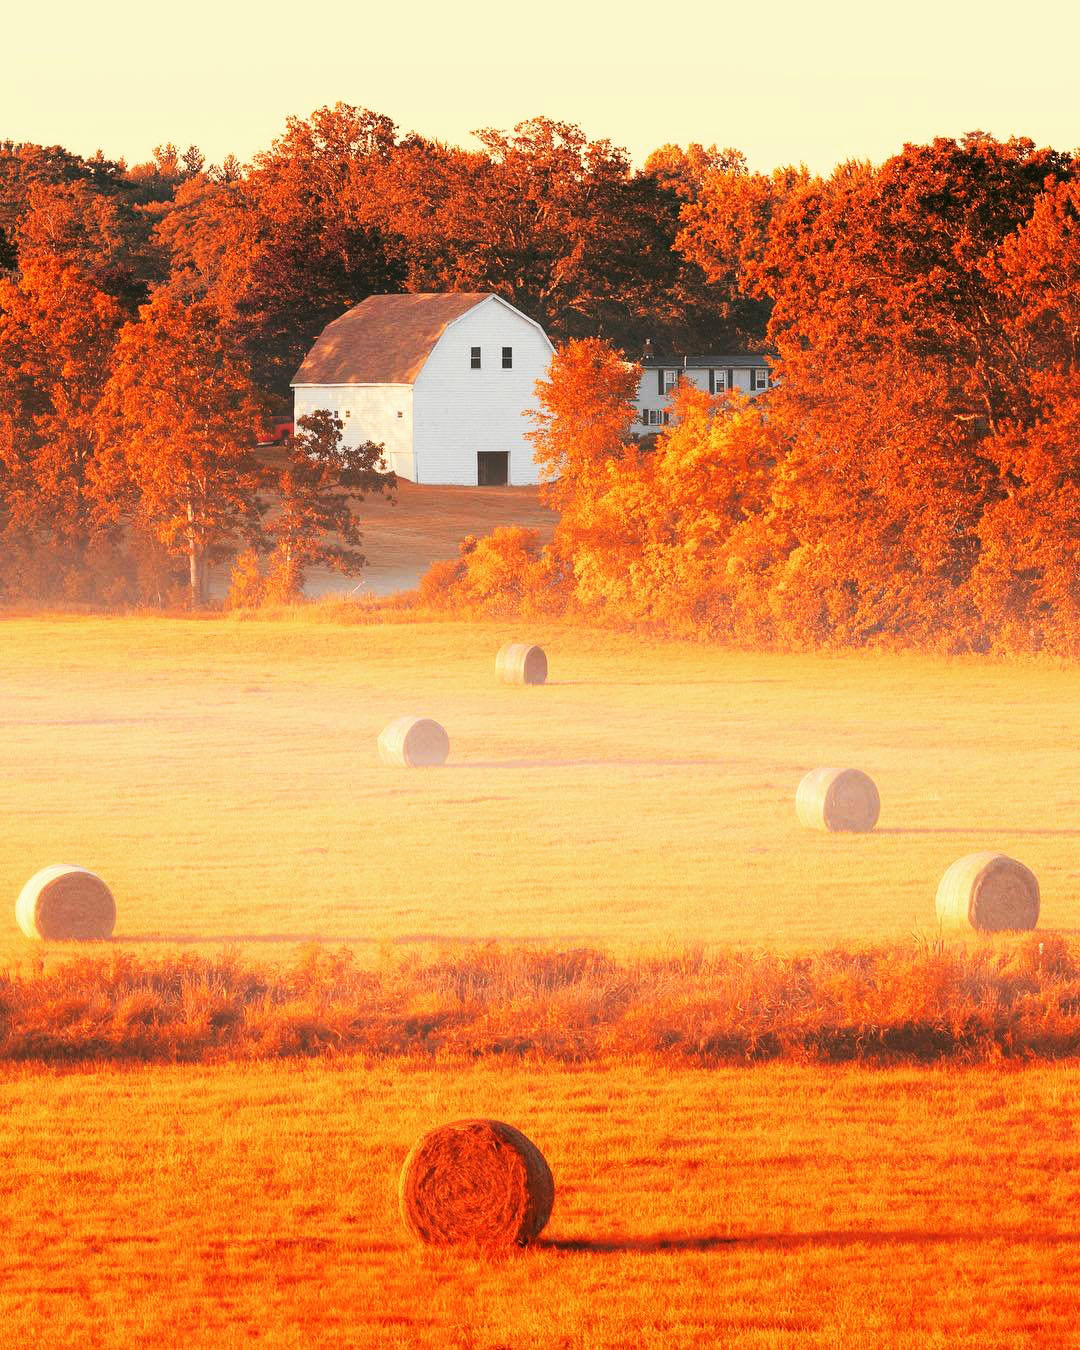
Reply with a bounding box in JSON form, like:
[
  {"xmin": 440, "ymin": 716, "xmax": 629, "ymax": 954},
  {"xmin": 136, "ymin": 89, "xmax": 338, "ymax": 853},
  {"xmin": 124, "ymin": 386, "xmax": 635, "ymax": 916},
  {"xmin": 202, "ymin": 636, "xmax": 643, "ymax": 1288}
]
[{"xmin": 302, "ymin": 480, "xmax": 557, "ymax": 598}]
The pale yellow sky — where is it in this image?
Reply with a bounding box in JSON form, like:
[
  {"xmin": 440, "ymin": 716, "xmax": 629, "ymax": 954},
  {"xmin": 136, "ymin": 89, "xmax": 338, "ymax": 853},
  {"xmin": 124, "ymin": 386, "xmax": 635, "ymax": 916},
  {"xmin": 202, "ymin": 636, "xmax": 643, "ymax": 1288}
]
[{"xmin": 3, "ymin": 0, "xmax": 1077, "ymax": 173}]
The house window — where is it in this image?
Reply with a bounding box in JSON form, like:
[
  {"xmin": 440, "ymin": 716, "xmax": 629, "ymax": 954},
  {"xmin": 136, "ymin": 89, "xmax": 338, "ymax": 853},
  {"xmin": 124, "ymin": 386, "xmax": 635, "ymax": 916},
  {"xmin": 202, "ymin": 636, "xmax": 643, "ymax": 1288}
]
[
  {"xmin": 662, "ymin": 369, "xmax": 677, "ymax": 392},
  {"xmin": 713, "ymin": 370, "xmax": 726, "ymax": 393},
  {"xmin": 640, "ymin": 410, "xmax": 650, "ymax": 426},
  {"xmin": 751, "ymin": 368, "xmax": 768, "ymax": 391},
  {"xmin": 345, "ymin": 409, "xmax": 351, "ymax": 417},
  {"xmin": 397, "ymin": 411, "xmax": 403, "ymax": 418},
  {"xmin": 646, "ymin": 409, "xmax": 669, "ymax": 427},
  {"xmin": 502, "ymin": 346, "xmax": 513, "ymax": 369},
  {"xmin": 470, "ymin": 347, "xmax": 481, "ymax": 369}
]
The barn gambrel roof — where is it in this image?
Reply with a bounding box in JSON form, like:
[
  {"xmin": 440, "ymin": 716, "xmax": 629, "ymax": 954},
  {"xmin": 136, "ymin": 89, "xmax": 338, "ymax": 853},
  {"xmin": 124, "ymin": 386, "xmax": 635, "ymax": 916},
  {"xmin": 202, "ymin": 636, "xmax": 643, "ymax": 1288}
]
[{"xmin": 292, "ymin": 292, "xmax": 533, "ymax": 387}]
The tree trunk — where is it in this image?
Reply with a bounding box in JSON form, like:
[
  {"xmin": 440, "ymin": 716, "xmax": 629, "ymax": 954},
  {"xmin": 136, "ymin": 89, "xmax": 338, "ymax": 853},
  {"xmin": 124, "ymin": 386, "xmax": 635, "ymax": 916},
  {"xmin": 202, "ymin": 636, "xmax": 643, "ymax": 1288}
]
[{"xmin": 187, "ymin": 500, "xmax": 204, "ymax": 609}]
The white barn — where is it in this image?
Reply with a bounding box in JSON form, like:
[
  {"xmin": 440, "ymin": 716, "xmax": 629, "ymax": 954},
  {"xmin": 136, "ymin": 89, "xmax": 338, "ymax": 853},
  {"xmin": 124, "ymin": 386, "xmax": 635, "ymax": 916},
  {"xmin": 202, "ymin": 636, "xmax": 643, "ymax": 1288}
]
[{"xmin": 291, "ymin": 292, "xmax": 554, "ymax": 485}]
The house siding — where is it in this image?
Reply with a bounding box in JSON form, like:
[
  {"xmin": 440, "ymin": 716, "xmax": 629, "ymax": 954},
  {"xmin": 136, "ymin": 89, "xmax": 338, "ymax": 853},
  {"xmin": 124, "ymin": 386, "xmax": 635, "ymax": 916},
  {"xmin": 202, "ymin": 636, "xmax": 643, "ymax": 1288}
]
[{"xmin": 633, "ymin": 362, "xmax": 770, "ymax": 431}]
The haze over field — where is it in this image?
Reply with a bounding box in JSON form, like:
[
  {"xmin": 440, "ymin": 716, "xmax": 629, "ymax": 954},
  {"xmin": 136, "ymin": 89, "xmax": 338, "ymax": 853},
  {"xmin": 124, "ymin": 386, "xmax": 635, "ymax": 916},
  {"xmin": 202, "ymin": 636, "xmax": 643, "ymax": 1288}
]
[{"xmin": 1, "ymin": 618, "xmax": 1077, "ymax": 966}]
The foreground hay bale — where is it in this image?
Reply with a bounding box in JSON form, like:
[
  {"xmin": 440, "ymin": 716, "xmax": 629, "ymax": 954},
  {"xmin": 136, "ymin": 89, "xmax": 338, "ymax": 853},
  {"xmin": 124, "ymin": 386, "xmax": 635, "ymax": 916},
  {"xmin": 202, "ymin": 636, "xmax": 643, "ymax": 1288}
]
[
  {"xmin": 378, "ymin": 717, "xmax": 450, "ymax": 767},
  {"xmin": 936, "ymin": 852, "xmax": 1040, "ymax": 932},
  {"xmin": 399, "ymin": 1119, "xmax": 554, "ymax": 1248},
  {"xmin": 795, "ymin": 767, "xmax": 880, "ymax": 832},
  {"xmin": 496, "ymin": 642, "xmax": 548, "ymax": 686},
  {"xmin": 16, "ymin": 864, "xmax": 116, "ymax": 940}
]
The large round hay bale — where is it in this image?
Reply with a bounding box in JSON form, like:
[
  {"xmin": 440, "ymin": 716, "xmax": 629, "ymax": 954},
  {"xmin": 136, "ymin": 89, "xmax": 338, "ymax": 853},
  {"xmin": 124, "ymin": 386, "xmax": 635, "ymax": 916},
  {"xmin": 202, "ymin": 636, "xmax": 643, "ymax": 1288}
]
[
  {"xmin": 936, "ymin": 852, "xmax": 1040, "ymax": 932},
  {"xmin": 15, "ymin": 864, "xmax": 116, "ymax": 940},
  {"xmin": 496, "ymin": 642, "xmax": 548, "ymax": 686},
  {"xmin": 399, "ymin": 1118, "xmax": 554, "ymax": 1248},
  {"xmin": 795, "ymin": 767, "xmax": 880, "ymax": 832},
  {"xmin": 378, "ymin": 717, "xmax": 449, "ymax": 767}
]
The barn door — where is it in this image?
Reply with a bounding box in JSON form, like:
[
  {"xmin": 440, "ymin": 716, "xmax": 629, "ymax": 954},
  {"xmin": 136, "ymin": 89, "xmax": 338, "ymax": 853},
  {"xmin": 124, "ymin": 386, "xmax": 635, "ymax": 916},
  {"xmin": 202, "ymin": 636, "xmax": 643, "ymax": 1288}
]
[{"xmin": 477, "ymin": 452, "xmax": 509, "ymax": 486}]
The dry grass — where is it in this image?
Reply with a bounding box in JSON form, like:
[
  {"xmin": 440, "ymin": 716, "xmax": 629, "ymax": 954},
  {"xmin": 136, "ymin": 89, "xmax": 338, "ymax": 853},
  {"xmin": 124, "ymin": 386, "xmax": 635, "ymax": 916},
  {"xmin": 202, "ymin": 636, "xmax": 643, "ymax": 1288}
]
[
  {"xmin": 4, "ymin": 936, "xmax": 1080, "ymax": 1066},
  {"xmin": 1, "ymin": 616, "xmax": 1078, "ymax": 969},
  {"xmin": 2, "ymin": 1056, "xmax": 1080, "ymax": 1348}
]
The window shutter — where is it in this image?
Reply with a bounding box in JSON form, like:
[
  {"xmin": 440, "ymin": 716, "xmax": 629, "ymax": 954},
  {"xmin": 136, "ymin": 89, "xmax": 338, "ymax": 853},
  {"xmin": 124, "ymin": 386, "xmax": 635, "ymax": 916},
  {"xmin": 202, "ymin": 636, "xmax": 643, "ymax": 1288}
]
[
  {"xmin": 728, "ymin": 368, "xmax": 735, "ymax": 391},
  {"xmin": 656, "ymin": 368, "xmax": 664, "ymax": 396},
  {"xmin": 708, "ymin": 369, "xmax": 715, "ymax": 394}
]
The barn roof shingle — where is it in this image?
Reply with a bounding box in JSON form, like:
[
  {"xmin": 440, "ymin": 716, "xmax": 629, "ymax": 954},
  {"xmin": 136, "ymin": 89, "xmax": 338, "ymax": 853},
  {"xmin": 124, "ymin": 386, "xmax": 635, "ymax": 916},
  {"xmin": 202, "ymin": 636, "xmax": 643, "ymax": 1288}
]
[{"xmin": 291, "ymin": 293, "xmax": 495, "ymax": 387}]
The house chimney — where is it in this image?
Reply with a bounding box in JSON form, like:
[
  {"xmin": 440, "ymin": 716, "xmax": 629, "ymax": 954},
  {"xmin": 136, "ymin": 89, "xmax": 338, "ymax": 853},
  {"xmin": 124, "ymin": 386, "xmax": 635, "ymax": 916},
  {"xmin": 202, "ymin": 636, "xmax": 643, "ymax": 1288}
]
[{"xmin": 641, "ymin": 338, "xmax": 654, "ymax": 363}]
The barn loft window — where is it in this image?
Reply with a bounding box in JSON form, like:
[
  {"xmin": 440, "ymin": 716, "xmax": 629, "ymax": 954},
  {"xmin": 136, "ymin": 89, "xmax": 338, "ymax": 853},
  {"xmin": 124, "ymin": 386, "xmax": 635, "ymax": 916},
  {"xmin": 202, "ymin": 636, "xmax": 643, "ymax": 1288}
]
[
  {"xmin": 502, "ymin": 346, "xmax": 513, "ymax": 369},
  {"xmin": 470, "ymin": 347, "xmax": 481, "ymax": 369}
]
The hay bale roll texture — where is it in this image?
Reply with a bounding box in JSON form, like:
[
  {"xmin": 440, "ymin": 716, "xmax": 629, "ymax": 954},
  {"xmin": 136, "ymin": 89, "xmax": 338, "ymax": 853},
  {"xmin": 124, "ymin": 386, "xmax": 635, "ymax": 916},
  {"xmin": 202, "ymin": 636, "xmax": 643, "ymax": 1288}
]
[
  {"xmin": 795, "ymin": 767, "xmax": 880, "ymax": 833},
  {"xmin": 15, "ymin": 864, "xmax": 116, "ymax": 940},
  {"xmin": 399, "ymin": 1119, "xmax": 554, "ymax": 1248},
  {"xmin": 936, "ymin": 852, "xmax": 1040, "ymax": 932},
  {"xmin": 496, "ymin": 642, "xmax": 548, "ymax": 686},
  {"xmin": 378, "ymin": 716, "xmax": 450, "ymax": 767}
]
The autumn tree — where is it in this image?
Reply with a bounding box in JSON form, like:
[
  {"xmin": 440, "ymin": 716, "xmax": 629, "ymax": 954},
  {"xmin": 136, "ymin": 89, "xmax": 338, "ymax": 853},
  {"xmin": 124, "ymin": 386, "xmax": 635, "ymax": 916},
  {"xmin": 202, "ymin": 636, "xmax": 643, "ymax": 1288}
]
[
  {"xmin": 158, "ymin": 104, "xmax": 404, "ymax": 399},
  {"xmin": 361, "ymin": 118, "xmax": 731, "ymax": 353},
  {"xmin": 261, "ymin": 409, "xmax": 395, "ymax": 599},
  {"xmin": 95, "ymin": 292, "xmax": 264, "ymax": 606},
  {"xmin": 528, "ymin": 338, "xmax": 640, "ymax": 514},
  {"xmin": 0, "ymin": 256, "xmax": 125, "ymax": 601}
]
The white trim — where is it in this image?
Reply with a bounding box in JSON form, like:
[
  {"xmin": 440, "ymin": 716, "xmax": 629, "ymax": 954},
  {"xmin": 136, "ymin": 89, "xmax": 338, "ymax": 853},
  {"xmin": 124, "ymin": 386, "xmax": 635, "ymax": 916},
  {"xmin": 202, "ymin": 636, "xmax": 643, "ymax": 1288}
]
[{"xmin": 291, "ymin": 381, "xmax": 412, "ymax": 389}]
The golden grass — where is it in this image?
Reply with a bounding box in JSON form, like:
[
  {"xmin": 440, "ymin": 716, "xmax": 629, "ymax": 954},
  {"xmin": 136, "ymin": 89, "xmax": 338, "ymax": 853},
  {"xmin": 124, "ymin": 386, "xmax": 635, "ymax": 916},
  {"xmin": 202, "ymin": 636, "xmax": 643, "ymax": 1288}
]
[
  {"xmin": 3, "ymin": 615, "xmax": 1079, "ymax": 1345},
  {"xmin": 1, "ymin": 616, "xmax": 1078, "ymax": 969},
  {"xmin": 2, "ymin": 1056, "xmax": 1080, "ymax": 1347},
  {"xmin": 5, "ymin": 936, "xmax": 1080, "ymax": 1066}
]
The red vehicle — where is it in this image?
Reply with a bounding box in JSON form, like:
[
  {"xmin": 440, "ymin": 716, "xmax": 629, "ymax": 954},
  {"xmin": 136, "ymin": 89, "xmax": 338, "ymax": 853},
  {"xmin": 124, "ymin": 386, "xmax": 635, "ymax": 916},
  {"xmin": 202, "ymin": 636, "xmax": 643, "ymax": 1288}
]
[{"xmin": 255, "ymin": 420, "xmax": 293, "ymax": 446}]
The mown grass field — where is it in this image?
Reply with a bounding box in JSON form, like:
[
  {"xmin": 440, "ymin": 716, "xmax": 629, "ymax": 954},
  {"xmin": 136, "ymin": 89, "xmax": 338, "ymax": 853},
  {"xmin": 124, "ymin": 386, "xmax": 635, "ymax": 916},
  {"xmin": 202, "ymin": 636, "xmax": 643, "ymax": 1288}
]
[
  {"xmin": 4, "ymin": 1058, "xmax": 1080, "ymax": 1348},
  {"xmin": 2, "ymin": 616, "xmax": 1079, "ymax": 1346},
  {"xmin": 1, "ymin": 616, "xmax": 1077, "ymax": 966}
]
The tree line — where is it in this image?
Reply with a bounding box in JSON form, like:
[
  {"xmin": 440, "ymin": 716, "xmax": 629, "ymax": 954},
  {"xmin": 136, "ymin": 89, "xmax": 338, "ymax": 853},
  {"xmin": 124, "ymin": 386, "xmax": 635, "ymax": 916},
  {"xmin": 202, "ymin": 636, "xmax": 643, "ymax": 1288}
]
[
  {"xmin": 0, "ymin": 111, "xmax": 1076, "ymax": 644},
  {"xmin": 420, "ymin": 134, "xmax": 1078, "ymax": 654}
]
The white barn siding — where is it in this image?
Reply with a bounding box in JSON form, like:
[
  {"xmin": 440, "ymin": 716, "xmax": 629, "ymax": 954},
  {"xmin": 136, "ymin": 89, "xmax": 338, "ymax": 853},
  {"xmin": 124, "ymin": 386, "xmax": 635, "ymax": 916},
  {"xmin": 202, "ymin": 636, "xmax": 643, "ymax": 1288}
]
[
  {"xmin": 412, "ymin": 297, "xmax": 553, "ymax": 486},
  {"xmin": 293, "ymin": 384, "xmax": 415, "ymax": 478}
]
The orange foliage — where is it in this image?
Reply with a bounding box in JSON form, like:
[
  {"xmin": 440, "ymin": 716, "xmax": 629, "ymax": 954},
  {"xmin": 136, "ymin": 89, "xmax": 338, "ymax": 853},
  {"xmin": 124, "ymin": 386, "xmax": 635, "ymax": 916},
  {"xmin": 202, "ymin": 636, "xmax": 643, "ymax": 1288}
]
[{"xmin": 423, "ymin": 137, "xmax": 1078, "ymax": 654}]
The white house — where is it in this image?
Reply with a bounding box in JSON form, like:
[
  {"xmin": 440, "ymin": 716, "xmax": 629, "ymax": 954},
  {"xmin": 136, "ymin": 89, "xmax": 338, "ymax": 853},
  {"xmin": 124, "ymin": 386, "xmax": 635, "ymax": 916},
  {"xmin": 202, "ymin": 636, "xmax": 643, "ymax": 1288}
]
[
  {"xmin": 634, "ymin": 349, "xmax": 772, "ymax": 432},
  {"xmin": 291, "ymin": 292, "xmax": 554, "ymax": 486}
]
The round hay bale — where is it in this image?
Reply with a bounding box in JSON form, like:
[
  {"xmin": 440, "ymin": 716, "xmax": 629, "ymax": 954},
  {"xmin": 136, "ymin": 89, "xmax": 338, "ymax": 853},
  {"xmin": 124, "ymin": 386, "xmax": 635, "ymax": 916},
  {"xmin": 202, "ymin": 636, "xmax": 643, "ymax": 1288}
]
[
  {"xmin": 496, "ymin": 642, "xmax": 548, "ymax": 686},
  {"xmin": 399, "ymin": 1118, "xmax": 554, "ymax": 1248},
  {"xmin": 378, "ymin": 716, "xmax": 449, "ymax": 767},
  {"xmin": 795, "ymin": 767, "xmax": 880, "ymax": 832},
  {"xmin": 936, "ymin": 851, "xmax": 1040, "ymax": 932},
  {"xmin": 15, "ymin": 864, "xmax": 116, "ymax": 941}
]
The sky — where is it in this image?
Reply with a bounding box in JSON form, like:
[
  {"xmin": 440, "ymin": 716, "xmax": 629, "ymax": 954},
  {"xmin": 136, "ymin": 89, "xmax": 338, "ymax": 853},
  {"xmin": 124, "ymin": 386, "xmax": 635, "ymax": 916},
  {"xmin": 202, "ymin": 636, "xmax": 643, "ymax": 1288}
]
[{"xmin": 3, "ymin": 0, "xmax": 1077, "ymax": 174}]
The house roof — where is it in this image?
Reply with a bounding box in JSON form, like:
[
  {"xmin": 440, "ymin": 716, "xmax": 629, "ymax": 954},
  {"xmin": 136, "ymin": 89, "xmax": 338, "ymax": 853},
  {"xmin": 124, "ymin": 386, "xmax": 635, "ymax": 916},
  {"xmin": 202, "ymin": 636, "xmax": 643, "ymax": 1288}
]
[
  {"xmin": 642, "ymin": 353, "xmax": 773, "ymax": 369},
  {"xmin": 291, "ymin": 292, "xmax": 497, "ymax": 387}
]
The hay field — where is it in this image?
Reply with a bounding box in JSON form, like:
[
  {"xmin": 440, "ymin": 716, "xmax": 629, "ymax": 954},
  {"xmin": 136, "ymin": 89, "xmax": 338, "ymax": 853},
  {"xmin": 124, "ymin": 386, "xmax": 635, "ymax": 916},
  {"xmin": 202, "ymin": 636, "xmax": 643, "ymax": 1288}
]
[
  {"xmin": 3, "ymin": 1057, "xmax": 1080, "ymax": 1348},
  {"xmin": 0, "ymin": 616, "xmax": 1077, "ymax": 966},
  {"xmin": 3, "ymin": 616, "xmax": 1080, "ymax": 1347}
]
